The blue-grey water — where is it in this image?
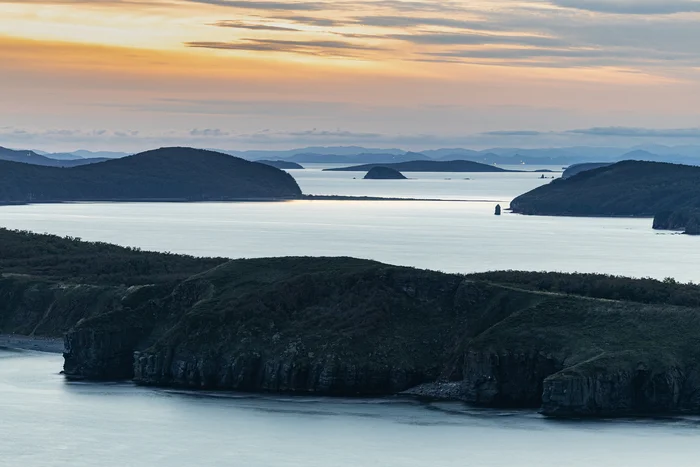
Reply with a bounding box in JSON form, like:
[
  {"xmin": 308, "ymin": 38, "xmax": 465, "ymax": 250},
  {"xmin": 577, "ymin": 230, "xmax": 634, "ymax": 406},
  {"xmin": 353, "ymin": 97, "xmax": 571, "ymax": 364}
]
[
  {"xmin": 0, "ymin": 166, "xmax": 696, "ymax": 281},
  {"xmin": 2, "ymin": 166, "xmax": 700, "ymax": 466},
  {"xmin": 2, "ymin": 350, "xmax": 700, "ymax": 467}
]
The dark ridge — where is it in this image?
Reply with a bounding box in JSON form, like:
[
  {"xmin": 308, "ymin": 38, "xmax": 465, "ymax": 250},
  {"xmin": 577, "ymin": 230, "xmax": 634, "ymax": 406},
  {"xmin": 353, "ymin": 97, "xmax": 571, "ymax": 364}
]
[
  {"xmin": 257, "ymin": 160, "xmax": 304, "ymax": 170},
  {"xmin": 511, "ymin": 160, "xmax": 700, "ymax": 217},
  {"xmin": 0, "ymin": 147, "xmax": 302, "ymax": 203},
  {"xmin": 363, "ymin": 166, "xmax": 407, "ymax": 180},
  {"xmin": 325, "ymin": 160, "xmax": 513, "ymax": 173}
]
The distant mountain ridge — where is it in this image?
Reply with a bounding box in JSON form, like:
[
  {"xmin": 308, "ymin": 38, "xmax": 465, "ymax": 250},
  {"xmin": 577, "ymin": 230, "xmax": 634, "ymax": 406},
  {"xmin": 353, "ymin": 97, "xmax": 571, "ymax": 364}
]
[
  {"xmin": 325, "ymin": 160, "xmax": 512, "ymax": 173},
  {"xmin": 0, "ymin": 147, "xmax": 107, "ymax": 167},
  {"xmin": 12, "ymin": 144, "xmax": 700, "ymax": 166}
]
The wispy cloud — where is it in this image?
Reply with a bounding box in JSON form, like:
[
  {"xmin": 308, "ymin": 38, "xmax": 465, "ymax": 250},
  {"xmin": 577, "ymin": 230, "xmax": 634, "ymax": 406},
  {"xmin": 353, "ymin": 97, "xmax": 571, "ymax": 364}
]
[
  {"xmin": 568, "ymin": 127, "xmax": 700, "ymax": 138},
  {"xmin": 186, "ymin": 38, "xmax": 384, "ymax": 57},
  {"xmin": 210, "ymin": 20, "xmax": 299, "ymax": 31}
]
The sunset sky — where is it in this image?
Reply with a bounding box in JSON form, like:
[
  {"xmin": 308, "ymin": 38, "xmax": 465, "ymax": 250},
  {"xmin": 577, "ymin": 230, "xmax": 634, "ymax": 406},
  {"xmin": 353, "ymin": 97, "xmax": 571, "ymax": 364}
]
[{"xmin": 2, "ymin": 0, "xmax": 700, "ymax": 151}]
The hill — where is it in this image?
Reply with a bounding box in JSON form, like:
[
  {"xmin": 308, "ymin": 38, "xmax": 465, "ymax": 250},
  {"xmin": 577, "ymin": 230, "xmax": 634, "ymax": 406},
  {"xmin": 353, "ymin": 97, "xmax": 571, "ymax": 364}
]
[
  {"xmin": 258, "ymin": 160, "xmax": 304, "ymax": 169},
  {"xmin": 3, "ymin": 230, "xmax": 700, "ymax": 417},
  {"xmin": 325, "ymin": 160, "xmax": 511, "ymax": 173},
  {"xmin": 363, "ymin": 166, "xmax": 407, "ymax": 180},
  {"xmin": 562, "ymin": 162, "xmax": 612, "ymax": 179},
  {"xmin": 0, "ymin": 147, "xmax": 302, "ymax": 203},
  {"xmin": 286, "ymin": 152, "xmax": 431, "ymax": 164},
  {"xmin": 510, "ymin": 160, "xmax": 700, "ymax": 218},
  {"xmin": 0, "ymin": 146, "xmax": 105, "ymax": 167}
]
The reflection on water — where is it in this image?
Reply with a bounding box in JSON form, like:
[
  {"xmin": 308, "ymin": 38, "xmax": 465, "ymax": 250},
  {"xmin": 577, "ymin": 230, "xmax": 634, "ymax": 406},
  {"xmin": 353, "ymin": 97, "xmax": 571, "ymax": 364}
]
[{"xmin": 1, "ymin": 351, "xmax": 699, "ymax": 467}]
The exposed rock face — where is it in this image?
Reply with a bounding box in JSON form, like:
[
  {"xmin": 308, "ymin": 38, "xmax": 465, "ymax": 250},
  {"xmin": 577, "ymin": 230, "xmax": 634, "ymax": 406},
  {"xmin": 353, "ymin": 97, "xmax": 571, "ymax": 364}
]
[
  {"xmin": 541, "ymin": 355, "xmax": 700, "ymax": 417},
  {"xmin": 133, "ymin": 351, "xmax": 436, "ymax": 395},
  {"xmin": 64, "ymin": 328, "xmax": 145, "ymax": 380},
  {"xmin": 461, "ymin": 350, "xmax": 562, "ymax": 407},
  {"xmin": 653, "ymin": 209, "xmax": 700, "ymax": 235}
]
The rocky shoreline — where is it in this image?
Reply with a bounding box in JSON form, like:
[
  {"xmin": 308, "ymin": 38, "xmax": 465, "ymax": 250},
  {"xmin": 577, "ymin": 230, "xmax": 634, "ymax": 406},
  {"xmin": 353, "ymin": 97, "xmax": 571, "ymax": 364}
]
[{"xmin": 0, "ymin": 334, "xmax": 64, "ymax": 354}]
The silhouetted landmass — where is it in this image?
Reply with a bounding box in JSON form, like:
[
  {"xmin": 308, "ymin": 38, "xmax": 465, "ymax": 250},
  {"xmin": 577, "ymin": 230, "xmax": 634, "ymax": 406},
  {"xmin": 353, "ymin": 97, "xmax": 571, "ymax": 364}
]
[
  {"xmin": 0, "ymin": 147, "xmax": 302, "ymax": 203},
  {"xmin": 562, "ymin": 162, "xmax": 613, "ymax": 179},
  {"xmin": 363, "ymin": 166, "xmax": 407, "ymax": 180},
  {"xmin": 286, "ymin": 152, "xmax": 431, "ymax": 164},
  {"xmin": 653, "ymin": 209, "xmax": 700, "ymax": 235},
  {"xmin": 511, "ymin": 160, "xmax": 700, "ymax": 218},
  {"xmin": 2, "ymin": 229, "xmax": 700, "ymax": 417},
  {"xmin": 258, "ymin": 160, "xmax": 304, "ymax": 169},
  {"xmin": 326, "ymin": 160, "xmax": 511, "ymax": 173},
  {"xmin": 0, "ymin": 146, "xmax": 105, "ymax": 167}
]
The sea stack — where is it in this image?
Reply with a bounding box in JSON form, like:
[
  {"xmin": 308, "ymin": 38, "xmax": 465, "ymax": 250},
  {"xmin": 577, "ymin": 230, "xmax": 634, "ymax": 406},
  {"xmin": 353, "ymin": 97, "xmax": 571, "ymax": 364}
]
[{"xmin": 495, "ymin": 204, "xmax": 502, "ymax": 216}]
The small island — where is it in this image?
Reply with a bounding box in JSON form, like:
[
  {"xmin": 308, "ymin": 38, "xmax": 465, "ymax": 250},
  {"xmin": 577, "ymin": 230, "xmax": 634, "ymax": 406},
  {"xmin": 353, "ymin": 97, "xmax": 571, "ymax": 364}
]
[{"xmin": 363, "ymin": 166, "xmax": 407, "ymax": 180}]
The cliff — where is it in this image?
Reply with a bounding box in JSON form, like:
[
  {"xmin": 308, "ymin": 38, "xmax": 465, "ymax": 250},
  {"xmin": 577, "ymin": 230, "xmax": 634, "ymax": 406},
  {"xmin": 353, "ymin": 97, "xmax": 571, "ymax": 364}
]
[
  {"xmin": 0, "ymin": 147, "xmax": 302, "ymax": 203},
  {"xmin": 653, "ymin": 209, "xmax": 700, "ymax": 235},
  {"xmin": 511, "ymin": 160, "xmax": 700, "ymax": 217},
  {"xmin": 363, "ymin": 167, "xmax": 407, "ymax": 180},
  {"xmin": 5, "ymin": 229, "xmax": 700, "ymax": 417}
]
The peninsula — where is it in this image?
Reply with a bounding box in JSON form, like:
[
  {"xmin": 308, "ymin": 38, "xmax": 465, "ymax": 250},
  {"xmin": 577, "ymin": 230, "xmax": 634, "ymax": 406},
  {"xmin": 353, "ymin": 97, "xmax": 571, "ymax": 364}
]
[
  {"xmin": 511, "ymin": 161, "xmax": 700, "ymax": 222},
  {"xmin": 3, "ymin": 229, "xmax": 700, "ymax": 418}
]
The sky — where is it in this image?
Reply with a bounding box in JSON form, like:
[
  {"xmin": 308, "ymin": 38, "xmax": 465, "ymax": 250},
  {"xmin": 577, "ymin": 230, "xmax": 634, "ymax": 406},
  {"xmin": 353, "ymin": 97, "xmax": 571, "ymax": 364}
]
[{"xmin": 2, "ymin": 0, "xmax": 700, "ymax": 151}]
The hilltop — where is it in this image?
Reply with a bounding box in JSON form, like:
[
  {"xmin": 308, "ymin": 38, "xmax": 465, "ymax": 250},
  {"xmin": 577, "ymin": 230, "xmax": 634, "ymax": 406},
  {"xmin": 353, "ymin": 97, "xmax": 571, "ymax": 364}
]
[
  {"xmin": 258, "ymin": 160, "xmax": 304, "ymax": 170},
  {"xmin": 511, "ymin": 160, "xmax": 700, "ymax": 218},
  {"xmin": 363, "ymin": 166, "xmax": 407, "ymax": 179},
  {"xmin": 0, "ymin": 147, "xmax": 302, "ymax": 203},
  {"xmin": 2, "ymin": 229, "xmax": 700, "ymax": 417},
  {"xmin": 326, "ymin": 160, "xmax": 511, "ymax": 173}
]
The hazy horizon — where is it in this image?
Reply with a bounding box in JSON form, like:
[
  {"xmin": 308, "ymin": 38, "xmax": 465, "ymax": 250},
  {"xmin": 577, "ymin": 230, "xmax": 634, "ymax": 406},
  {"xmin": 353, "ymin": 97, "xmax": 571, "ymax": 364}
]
[{"xmin": 2, "ymin": 0, "xmax": 700, "ymax": 151}]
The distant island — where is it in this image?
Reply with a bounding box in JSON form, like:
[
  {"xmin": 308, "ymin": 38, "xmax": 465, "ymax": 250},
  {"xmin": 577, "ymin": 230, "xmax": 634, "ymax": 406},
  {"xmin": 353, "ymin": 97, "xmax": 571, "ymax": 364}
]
[
  {"xmin": 363, "ymin": 166, "xmax": 407, "ymax": 180},
  {"xmin": 0, "ymin": 147, "xmax": 302, "ymax": 203},
  {"xmin": 4, "ymin": 229, "xmax": 700, "ymax": 418},
  {"xmin": 561, "ymin": 162, "xmax": 612, "ymax": 179},
  {"xmin": 0, "ymin": 146, "xmax": 106, "ymax": 167},
  {"xmin": 326, "ymin": 160, "xmax": 512, "ymax": 173},
  {"xmin": 258, "ymin": 160, "xmax": 304, "ymax": 170},
  {"xmin": 511, "ymin": 161, "xmax": 700, "ymax": 234}
]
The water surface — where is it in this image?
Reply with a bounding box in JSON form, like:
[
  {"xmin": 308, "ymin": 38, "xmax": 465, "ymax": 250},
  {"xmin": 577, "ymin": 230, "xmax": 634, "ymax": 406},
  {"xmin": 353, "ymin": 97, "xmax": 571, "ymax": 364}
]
[{"xmin": 2, "ymin": 351, "xmax": 699, "ymax": 467}]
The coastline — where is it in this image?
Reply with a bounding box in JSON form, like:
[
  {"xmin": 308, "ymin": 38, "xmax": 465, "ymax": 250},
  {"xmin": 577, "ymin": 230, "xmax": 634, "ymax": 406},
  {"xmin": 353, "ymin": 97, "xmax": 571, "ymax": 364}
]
[{"xmin": 0, "ymin": 334, "xmax": 64, "ymax": 354}]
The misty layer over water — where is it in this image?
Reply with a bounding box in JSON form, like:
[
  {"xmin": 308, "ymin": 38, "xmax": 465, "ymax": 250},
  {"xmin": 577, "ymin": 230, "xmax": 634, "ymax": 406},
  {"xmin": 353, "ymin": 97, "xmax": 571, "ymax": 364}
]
[{"xmin": 2, "ymin": 351, "xmax": 700, "ymax": 467}]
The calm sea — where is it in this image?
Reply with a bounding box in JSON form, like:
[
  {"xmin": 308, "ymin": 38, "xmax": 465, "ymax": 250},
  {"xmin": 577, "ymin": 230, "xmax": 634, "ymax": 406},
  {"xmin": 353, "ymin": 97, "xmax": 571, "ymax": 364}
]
[{"xmin": 2, "ymin": 165, "xmax": 699, "ymax": 467}]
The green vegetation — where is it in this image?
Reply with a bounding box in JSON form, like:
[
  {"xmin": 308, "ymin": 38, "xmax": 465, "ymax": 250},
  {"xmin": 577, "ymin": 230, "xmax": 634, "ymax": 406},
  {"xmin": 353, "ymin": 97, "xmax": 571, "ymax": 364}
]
[
  {"xmin": 2, "ymin": 228, "xmax": 700, "ymax": 416},
  {"xmin": 325, "ymin": 160, "xmax": 511, "ymax": 173},
  {"xmin": 0, "ymin": 147, "xmax": 302, "ymax": 203},
  {"xmin": 511, "ymin": 160, "xmax": 700, "ymax": 217}
]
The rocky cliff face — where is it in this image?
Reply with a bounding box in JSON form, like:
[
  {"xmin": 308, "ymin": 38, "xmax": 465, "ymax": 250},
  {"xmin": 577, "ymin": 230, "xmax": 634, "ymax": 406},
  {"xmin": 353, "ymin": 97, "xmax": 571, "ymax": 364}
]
[
  {"xmin": 133, "ymin": 350, "xmax": 437, "ymax": 395},
  {"xmin": 461, "ymin": 349, "xmax": 562, "ymax": 407},
  {"xmin": 541, "ymin": 354, "xmax": 700, "ymax": 417}
]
